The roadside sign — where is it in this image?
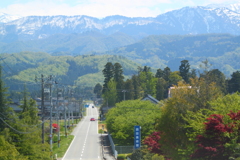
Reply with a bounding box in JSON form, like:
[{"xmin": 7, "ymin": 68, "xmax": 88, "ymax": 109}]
[{"xmin": 134, "ymin": 125, "xmax": 141, "ymax": 149}]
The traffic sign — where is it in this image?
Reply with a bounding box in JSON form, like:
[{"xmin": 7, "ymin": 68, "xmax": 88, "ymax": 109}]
[{"xmin": 134, "ymin": 125, "xmax": 141, "ymax": 149}]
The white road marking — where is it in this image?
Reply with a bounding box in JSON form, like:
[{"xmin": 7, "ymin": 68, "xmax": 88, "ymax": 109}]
[{"xmin": 79, "ymin": 118, "xmax": 91, "ymax": 160}]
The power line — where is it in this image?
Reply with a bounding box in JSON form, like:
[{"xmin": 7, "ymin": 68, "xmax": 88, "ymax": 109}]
[
  {"xmin": 0, "ymin": 112, "xmax": 50, "ymax": 128},
  {"xmin": 0, "ymin": 117, "xmax": 41, "ymax": 134}
]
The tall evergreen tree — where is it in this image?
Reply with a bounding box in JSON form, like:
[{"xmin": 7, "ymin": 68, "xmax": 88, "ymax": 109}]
[
  {"xmin": 155, "ymin": 68, "xmax": 164, "ymax": 78},
  {"xmin": 102, "ymin": 62, "xmax": 114, "ymax": 94},
  {"xmin": 156, "ymin": 78, "xmax": 167, "ymax": 100},
  {"xmin": 113, "ymin": 63, "xmax": 124, "ymax": 102},
  {"xmin": 132, "ymin": 75, "xmax": 142, "ymax": 99},
  {"xmin": 0, "ymin": 65, "xmax": 11, "ymax": 131},
  {"xmin": 189, "ymin": 68, "xmax": 197, "ymax": 79},
  {"xmin": 10, "ymin": 89, "xmax": 51, "ymax": 159},
  {"xmin": 139, "ymin": 67, "xmax": 156, "ymax": 96},
  {"xmin": 179, "ymin": 60, "xmax": 190, "ymax": 83},
  {"xmin": 123, "ymin": 79, "xmax": 134, "ymax": 100},
  {"xmin": 102, "ymin": 79, "xmax": 117, "ymax": 107},
  {"xmin": 93, "ymin": 83, "xmax": 102, "ymax": 98},
  {"xmin": 207, "ymin": 69, "xmax": 227, "ymax": 94},
  {"xmin": 163, "ymin": 67, "xmax": 171, "ymax": 82},
  {"xmin": 228, "ymin": 71, "xmax": 240, "ymax": 93}
]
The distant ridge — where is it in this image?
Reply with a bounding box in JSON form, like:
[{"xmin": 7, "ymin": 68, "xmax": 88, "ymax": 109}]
[{"xmin": 0, "ymin": 3, "xmax": 240, "ymax": 44}]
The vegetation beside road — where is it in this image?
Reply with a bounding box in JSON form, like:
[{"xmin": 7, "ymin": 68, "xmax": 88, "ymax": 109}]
[{"xmin": 99, "ymin": 60, "xmax": 240, "ymax": 159}]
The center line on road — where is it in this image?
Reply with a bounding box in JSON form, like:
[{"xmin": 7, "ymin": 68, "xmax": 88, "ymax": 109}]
[{"xmin": 80, "ymin": 119, "xmax": 91, "ymax": 160}]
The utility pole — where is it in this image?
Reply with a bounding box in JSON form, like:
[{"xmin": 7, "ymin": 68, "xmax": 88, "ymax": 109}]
[
  {"xmin": 56, "ymin": 85, "xmax": 60, "ymax": 148},
  {"xmin": 49, "ymin": 75, "xmax": 53, "ymax": 157},
  {"xmin": 71, "ymin": 89, "xmax": 74, "ymax": 126},
  {"xmin": 63, "ymin": 87, "xmax": 67, "ymax": 138},
  {"xmin": 41, "ymin": 74, "xmax": 45, "ymax": 144},
  {"xmin": 122, "ymin": 90, "xmax": 127, "ymax": 101},
  {"xmin": 35, "ymin": 74, "xmax": 46, "ymax": 144}
]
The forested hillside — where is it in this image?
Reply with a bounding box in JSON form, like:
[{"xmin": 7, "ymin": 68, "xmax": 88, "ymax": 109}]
[
  {"xmin": 107, "ymin": 34, "xmax": 240, "ymax": 76},
  {"xmin": 0, "ymin": 52, "xmax": 140, "ymax": 97},
  {"xmin": 0, "ymin": 31, "xmax": 137, "ymax": 55},
  {"xmin": 1, "ymin": 33, "xmax": 240, "ymax": 77}
]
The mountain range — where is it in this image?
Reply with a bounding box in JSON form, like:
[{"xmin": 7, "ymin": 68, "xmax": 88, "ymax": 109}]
[
  {"xmin": 0, "ymin": 3, "xmax": 240, "ymax": 80},
  {"xmin": 0, "ymin": 3, "xmax": 240, "ymax": 43}
]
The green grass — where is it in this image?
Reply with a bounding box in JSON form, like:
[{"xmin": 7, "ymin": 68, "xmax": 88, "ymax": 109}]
[
  {"xmin": 52, "ymin": 135, "xmax": 74, "ymax": 158},
  {"xmin": 51, "ymin": 118, "xmax": 81, "ymax": 158}
]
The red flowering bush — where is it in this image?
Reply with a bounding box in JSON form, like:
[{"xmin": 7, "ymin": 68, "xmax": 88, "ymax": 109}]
[
  {"xmin": 143, "ymin": 131, "xmax": 162, "ymax": 155},
  {"xmin": 191, "ymin": 111, "xmax": 240, "ymax": 159},
  {"xmin": 52, "ymin": 123, "xmax": 60, "ymax": 133}
]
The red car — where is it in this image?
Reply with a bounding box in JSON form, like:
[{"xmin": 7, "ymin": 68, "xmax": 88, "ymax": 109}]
[{"xmin": 90, "ymin": 118, "xmax": 95, "ymax": 121}]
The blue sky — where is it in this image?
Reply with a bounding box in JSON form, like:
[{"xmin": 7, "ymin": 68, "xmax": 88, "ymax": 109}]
[{"xmin": 0, "ymin": 0, "xmax": 239, "ymax": 18}]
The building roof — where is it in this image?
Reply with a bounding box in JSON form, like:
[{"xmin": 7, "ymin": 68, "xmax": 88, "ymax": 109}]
[{"xmin": 141, "ymin": 94, "xmax": 159, "ymax": 104}]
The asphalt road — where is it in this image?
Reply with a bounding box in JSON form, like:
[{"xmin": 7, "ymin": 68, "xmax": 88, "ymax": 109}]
[{"xmin": 62, "ymin": 104, "xmax": 101, "ymax": 160}]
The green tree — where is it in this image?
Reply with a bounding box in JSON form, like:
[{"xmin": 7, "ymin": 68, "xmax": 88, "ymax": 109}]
[
  {"xmin": 189, "ymin": 68, "xmax": 197, "ymax": 79},
  {"xmin": 155, "ymin": 78, "xmax": 167, "ymax": 101},
  {"xmin": 123, "ymin": 79, "xmax": 134, "ymax": 100},
  {"xmin": 9, "ymin": 91, "xmax": 51, "ymax": 159},
  {"xmin": 156, "ymin": 78, "xmax": 223, "ymax": 159},
  {"xmin": 155, "ymin": 69, "xmax": 164, "ymax": 78},
  {"xmin": 0, "ymin": 65, "xmax": 11, "ymax": 131},
  {"xmin": 113, "ymin": 63, "xmax": 124, "ymax": 102},
  {"xmin": 169, "ymin": 71, "xmax": 182, "ymax": 85},
  {"xmin": 102, "ymin": 62, "xmax": 114, "ymax": 94},
  {"xmin": 163, "ymin": 67, "xmax": 171, "ymax": 82},
  {"xmin": 106, "ymin": 100, "xmax": 161, "ymax": 145},
  {"xmin": 93, "ymin": 83, "xmax": 102, "ymax": 98},
  {"xmin": 184, "ymin": 93, "xmax": 240, "ymax": 159},
  {"xmin": 207, "ymin": 69, "xmax": 227, "ymax": 94},
  {"xmin": 132, "ymin": 75, "xmax": 142, "ymax": 99},
  {"xmin": 102, "ymin": 79, "xmax": 117, "ymax": 107},
  {"xmin": 0, "ymin": 135, "xmax": 27, "ymax": 160},
  {"xmin": 228, "ymin": 71, "xmax": 240, "ymax": 93},
  {"xmin": 138, "ymin": 68, "xmax": 157, "ymax": 96},
  {"xmin": 179, "ymin": 60, "xmax": 190, "ymax": 83}
]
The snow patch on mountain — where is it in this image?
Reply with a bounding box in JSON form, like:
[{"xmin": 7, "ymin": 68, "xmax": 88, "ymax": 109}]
[{"xmin": 0, "ymin": 12, "xmax": 21, "ymax": 23}]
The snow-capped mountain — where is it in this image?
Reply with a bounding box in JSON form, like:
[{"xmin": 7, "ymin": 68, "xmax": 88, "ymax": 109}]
[
  {"xmin": 207, "ymin": 3, "xmax": 240, "ymax": 13},
  {"xmin": 0, "ymin": 4, "xmax": 240, "ymax": 42},
  {"xmin": 0, "ymin": 12, "xmax": 21, "ymax": 23}
]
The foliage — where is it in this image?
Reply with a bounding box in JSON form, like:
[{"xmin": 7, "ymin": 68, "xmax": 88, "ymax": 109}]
[
  {"xmin": 179, "ymin": 60, "xmax": 190, "ymax": 83},
  {"xmin": 102, "ymin": 62, "xmax": 114, "ymax": 94},
  {"xmin": 191, "ymin": 114, "xmax": 233, "ymax": 159},
  {"xmin": 106, "ymin": 100, "xmax": 161, "ymax": 145},
  {"xmin": 129, "ymin": 149, "xmax": 143, "ymax": 160},
  {"xmin": 93, "ymin": 83, "xmax": 102, "ymax": 98},
  {"xmin": 184, "ymin": 93, "xmax": 240, "ymax": 159},
  {"xmin": 102, "ymin": 79, "xmax": 117, "ymax": 107},
  {"xmin": 0, "ymin": 135, "xmax": 27, "ymax": 160},
  {"xmin": 228, "ymin": 71, "xmax": 240, "ymax": 93},
  {"xmin": 143, "ymin": 131, "xmax": 162, "ymax": 155},
  {"xmin": 0, "ymin": 65, "xmax": 11, "ymax": 131},
  {"xmin": 0, "ymin": 52, "xmax": 139, "ymax": 100},
  {"xmin": 156, "ymin": 77, "xmax": 222, "ymax": 159},
  {"xmin": 138, "ymin": 68, "xmax": 157, "ymax": 96}
]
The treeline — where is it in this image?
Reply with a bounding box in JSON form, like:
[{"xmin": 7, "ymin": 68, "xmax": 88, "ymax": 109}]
[
  {"xmin": 99, "ymin": 60, "xmax": 240, "ymax": 159},
  {"xmin": 0, "ymin": 66, "xmax": 51, "ymax": 159},
  {"xmin": 96, "ymin": 59, "xmax": 240, "ymax": 107},
  {"xmin": 0, "ymin": 52, "xmax": 139, "ymax": 100}
]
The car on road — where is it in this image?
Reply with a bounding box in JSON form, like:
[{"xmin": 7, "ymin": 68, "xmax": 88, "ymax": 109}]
[{"xmin": 90, "ymin": 118, "xmax": 95, "ymax": 121}]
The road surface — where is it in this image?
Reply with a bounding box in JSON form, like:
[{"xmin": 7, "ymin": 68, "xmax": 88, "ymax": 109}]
[{"xmin": 62, "ymin": 104, "xmax": 101, "ymax": 160}]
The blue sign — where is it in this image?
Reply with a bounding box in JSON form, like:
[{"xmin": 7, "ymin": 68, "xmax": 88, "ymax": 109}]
[
  {"xmin": 84, "ymin": 105, "xmax": 89, "ymax": 108},
  {"xmin": 134, "ymin": 125, "xmax": 141, "ymax": 149}
]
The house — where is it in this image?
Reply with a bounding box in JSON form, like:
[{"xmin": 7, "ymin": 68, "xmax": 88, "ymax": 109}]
[
  {"xmin": 141, "ymin": 94, "xmax": 159, "ymax": 104},
  {"xmin": 9, "ymin": 102, "xmax": 22, "ymax": 113}
]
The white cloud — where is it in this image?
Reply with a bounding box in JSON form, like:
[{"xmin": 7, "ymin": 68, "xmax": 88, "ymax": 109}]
[
  {"xmin": 0, "ymin": 0, "xmax": 171, "ymax": 17},
  {"xmin": 0, "ymin": 0, "xmax": 239, "ymax": 18}
]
